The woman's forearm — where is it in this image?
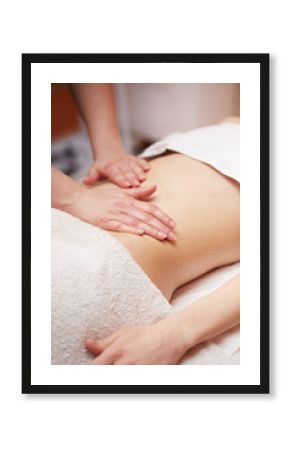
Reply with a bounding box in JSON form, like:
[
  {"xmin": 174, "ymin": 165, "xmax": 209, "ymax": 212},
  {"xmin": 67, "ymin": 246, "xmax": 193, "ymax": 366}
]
[
  {"xmin": 86, "ymin": 274, "xmax": 240, "ymax": 365},
  {"xmin": 69, "ymin": 83, "xmax": 124, "ymax": 158},
  {"xmin": 176, "ymin": 274, "xmax": 240, "ymax": 350},
  {"xmin": 51, "ymin": 166, "xmax": 81, "ymax": 213},
  {"xmin": 68, "ymin": 83, "xmax": 151, "ymax": 190}
]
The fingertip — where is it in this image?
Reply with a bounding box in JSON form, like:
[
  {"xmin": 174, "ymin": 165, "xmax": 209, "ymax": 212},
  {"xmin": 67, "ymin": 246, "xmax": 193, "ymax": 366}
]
[
  {"xmin": 139, "ymin": 185, "xmax": 157, "ymax": 197},
  {"xmin": 144, "ymin": 184, "xmax": 156, "ymax": 191},
  {"xmin": 85, "ymin": 338, "xmax": 97, "ymax": 352},
  {"xmin": 83, "ymin": 177, "xmax": 94, "ymax": 186},
  {"xmin": 116, "ymin": 177, "xmax": 131, "ymax": 187},
  {"xmin": 85, "ymin": 338, "xmax": 94, "ymax": 346},
  {"xmin": 142, "ymin": 162, "xmax": 150, "ymax": 171},
  {"xmin": 157, "ymin": 231, "xmax": 167, "ymax": 240},
  {"xmin": 85, "ymin": 339, "xmax": 103, "ymax": 356},
  {"xmin": 167, "ymin": 231, "xmax": 176, "ymax": 241},
  {"xmin": 134, "ymin": 167, "xmax": 146, "ymax": 181},
  {"xmin": 139, "ymin": 158, "xmax": 150, "ymax": 171}
]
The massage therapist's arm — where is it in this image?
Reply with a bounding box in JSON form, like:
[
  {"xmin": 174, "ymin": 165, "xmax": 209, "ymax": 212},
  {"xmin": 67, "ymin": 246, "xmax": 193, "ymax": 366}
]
[
  {"xmin": 69, "ymin": 83, "xmax": 150, "ymax": 188},
  {"xmin": 51, "ymin": 167, "xmax": 175, "ymax": 239},
  {"xmin": 86, "ymin": 274, "xmax": 240, "ymax": 364}
]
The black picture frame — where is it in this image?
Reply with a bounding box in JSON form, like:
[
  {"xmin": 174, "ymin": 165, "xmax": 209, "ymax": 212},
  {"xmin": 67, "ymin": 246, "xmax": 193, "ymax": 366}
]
[{"xmin": 22, "ymin": 53, "xmax": 269, "ymax": 394}]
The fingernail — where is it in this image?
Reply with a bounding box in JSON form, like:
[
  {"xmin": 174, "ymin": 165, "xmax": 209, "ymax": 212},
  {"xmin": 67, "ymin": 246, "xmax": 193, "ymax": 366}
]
[
  {"xmin": 169, "ymin": 219, "xmax": 175, "ymax": 228},
  {"xmin": 157, "ymin": 231, "xmax": 167, "ymax": 239},
  {"xmin": 167, "ymin": 231, "xmax": 176, "ymax": 241},
  {"xmin": 137, "ymin": 229, "xmax": 144, "ymax": 235}
]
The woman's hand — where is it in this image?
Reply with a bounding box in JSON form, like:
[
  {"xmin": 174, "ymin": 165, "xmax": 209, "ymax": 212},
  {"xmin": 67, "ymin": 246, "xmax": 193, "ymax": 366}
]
[
  {"xmin": 67, "ymin": 182, "xmax": 176, "ymax": 240},
  {"xmin": 86, "ymin": 275, "xmax": 241, "ymax": 365},
  {"xmin": 70, "ymin": 84, "xmax": 149, "ymax": 188},
  {"xmin": 84, "ymin": 152, "xmax": 151, "ymax": 188},
  {"xmin": 85, "ymin": 314, "xmax": 189, "ymax": 365}
]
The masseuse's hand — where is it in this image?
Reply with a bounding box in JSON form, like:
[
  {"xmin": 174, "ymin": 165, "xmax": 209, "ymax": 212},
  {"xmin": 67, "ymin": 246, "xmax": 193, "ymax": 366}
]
[
  {"xmin": 85, "ymin": 315, "xmax": 189, "ymax": 365},
  {"xmin": 69, "ymin": 182, "xmax": 176, "ymax": 240},
  {"xmin": 83, "ymin": 152, "xmax": 150, "ymax": 188}
]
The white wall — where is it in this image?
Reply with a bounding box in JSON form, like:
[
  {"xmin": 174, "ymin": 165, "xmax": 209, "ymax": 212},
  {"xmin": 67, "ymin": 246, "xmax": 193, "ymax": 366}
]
[{"xmin": 116, "ymin": 83, "xmax": 239, "ymax": 150}]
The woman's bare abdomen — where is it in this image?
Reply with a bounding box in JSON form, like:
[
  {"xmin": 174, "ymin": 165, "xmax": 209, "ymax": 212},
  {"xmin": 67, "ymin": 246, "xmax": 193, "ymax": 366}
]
[{"xmin": 109, "ymin": 153, "xmax": 240, "ymax": 300}]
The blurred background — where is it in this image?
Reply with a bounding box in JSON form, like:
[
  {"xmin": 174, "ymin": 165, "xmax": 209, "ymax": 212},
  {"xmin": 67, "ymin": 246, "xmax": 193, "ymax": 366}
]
[{"xmin": 51, "ymin": 83, "xmax": 240, "ymax": 180}]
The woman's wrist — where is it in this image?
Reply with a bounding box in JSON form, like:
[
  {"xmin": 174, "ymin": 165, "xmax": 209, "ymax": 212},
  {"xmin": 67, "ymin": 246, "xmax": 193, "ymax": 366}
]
[
  {"xmin": 168, "ymin": 275, "xmax": 240, "ymax": 352},
  {"xmin": 60, "ymin": 182, "xmax": 87, "ymax": 217},
  {"xmin": 156, "ymin": 311, "xmax": 196, "ymax": 356},
  {"xmin": 161, "ymin": 307, "xmax": 202, "ymax": 354},
  {"xmin": 51, "ymin": 167, "xmax": 84, "ymax": 214},
  {"xmin": 173, "ymin": 308, "xmax": 200, "ymax": 350},
  {"xmin": 53, "ymin": 175, "xmax": 85, "ymax": 215},
  {"xmin": 92, "ymin": 143, "xmax": 126, "ymax": 162}
]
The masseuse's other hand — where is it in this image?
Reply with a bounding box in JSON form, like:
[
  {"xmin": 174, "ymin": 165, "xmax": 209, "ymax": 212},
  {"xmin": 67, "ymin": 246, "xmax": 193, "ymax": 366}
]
[
  {"xmin": 83, "ymin": 153, "xmax": 150, "ymax": 188},
  {"xmin": 69, "ymin": 183, "xmax": 176, "ymax": 240},
  {"xmin": 85, "ymin": 315, "xmax": 189, "ymax": 365}
]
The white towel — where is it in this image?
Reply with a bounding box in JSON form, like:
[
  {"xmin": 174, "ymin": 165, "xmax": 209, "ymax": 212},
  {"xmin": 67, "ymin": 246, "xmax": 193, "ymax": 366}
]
[
  {"xmin": 141, "ymin": 123, "xmax": 240, "ymax": 183},
  {"xmin": 51, "ymin": 208, "xmax": 172, "ymax": 365},
  {"xmin": 51, "ymin": 209, "xmax": 240, "ymax": 366}
]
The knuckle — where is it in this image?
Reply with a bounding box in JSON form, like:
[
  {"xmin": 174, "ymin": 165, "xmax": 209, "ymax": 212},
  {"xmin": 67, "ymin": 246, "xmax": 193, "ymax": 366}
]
[
  {"xmin": 128, "ymin": 217, "xmax": 139, "ymax": 226},
  {"xmin": 125, "ymin": 170, "xmax": 134, "ymax": 178},
  {"xmin": 147, "ymin": 217, "xmax": 159, "ymax": 226},
  {"xmin": 108, "ymin": 220, "xmax": 121, "ymax": 230},
  {"xmin": 115, "ymin": 173, "xmax": 125, "ymax": 180},
  {"xmin": 139, "ymin": 213, "xmax": 149, "ymax": 222},
  {"xmin": 98, "ymin": 217, "xmax": 106, "ymax": 226},
  {"xmin": 149, "ymin": 204, "xmax": 158, "ymax": 213}
]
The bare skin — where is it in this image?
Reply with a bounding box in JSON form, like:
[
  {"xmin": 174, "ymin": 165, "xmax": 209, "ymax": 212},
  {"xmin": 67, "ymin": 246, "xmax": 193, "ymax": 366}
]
[
  {"xmin": 52, "ymin": 83, "xmax": 176, "ymax": 238},
  {"xmin": 109, "ymin": 152, "xmax": 240, "ymax": 300},
  {"xmin": 85, "ymin": 150, "xmax": 240, "ymax": 364},
  {"xmin": 82, "ymin": 116, "xmax": 241, "ymax": 364},
  {"xmin": 69, "ymin": 83, "xmax": 150, "ymax": 188}
]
